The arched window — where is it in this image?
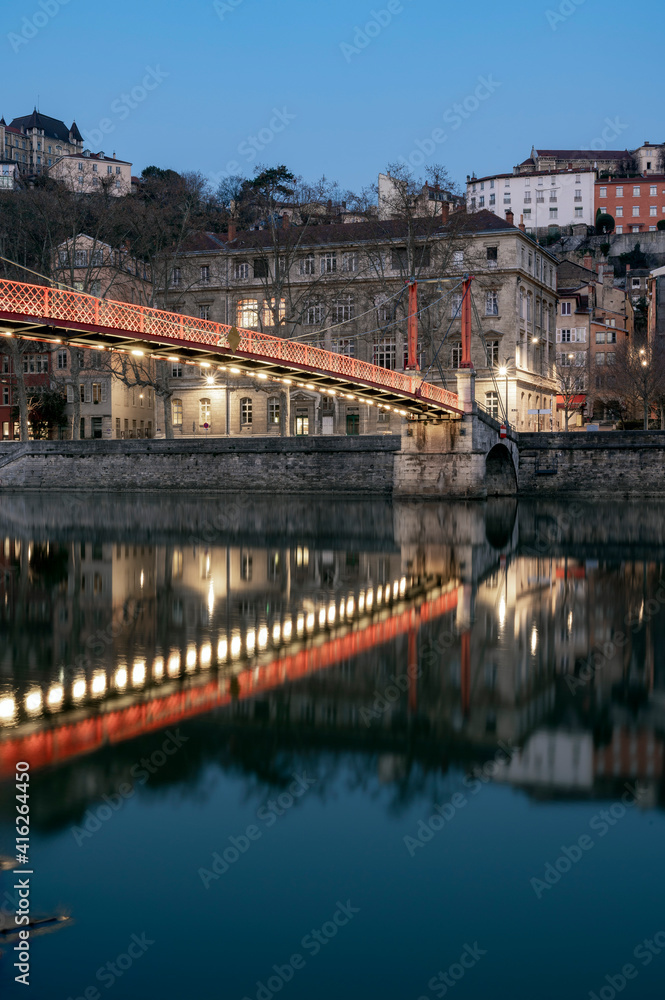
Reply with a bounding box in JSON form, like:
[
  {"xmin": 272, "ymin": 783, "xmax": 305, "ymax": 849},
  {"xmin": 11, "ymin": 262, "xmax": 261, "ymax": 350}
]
[
  {"xmin": 267, "ymin": 397, "xmax": 280, "ymax": 424},
  {"xmin": 240, "ymin": 397, "xmax": 252, "ymax": 425},
  {"xmin": 172, "ymin": 398, "xmax": 183, "ymax": 426},
  {"xmin": 199, "ymin": 398, "xmax": 211, "ymax": 425}
]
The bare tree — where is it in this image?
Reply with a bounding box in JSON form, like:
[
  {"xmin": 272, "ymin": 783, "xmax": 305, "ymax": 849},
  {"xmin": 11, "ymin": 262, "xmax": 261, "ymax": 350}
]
[
  {"xmin": 556, "ymin": 356, "xmax": 587, "ymax": 431},
  {"xmin": 610, "ymin": 340, "xmax": 665, "ymax": 429}
]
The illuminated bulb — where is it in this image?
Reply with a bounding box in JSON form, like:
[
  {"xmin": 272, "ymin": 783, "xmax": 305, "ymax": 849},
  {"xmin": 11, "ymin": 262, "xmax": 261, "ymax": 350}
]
[
  {"xmin": 258, "ymin": 627, "xmax": 268, "ymax": 649},
  {"xmin": 282, "ymin": 378, "xmax": 292, "ymax": 384},
  {"xmin": 393, "ymin": 581, "xmax": 399, "ymax": 598},
  {"xmin": 305, "ymin": 383, "xmax": 315, "ymax": 390},
  {"xmin": 186, "ymin": 647, "xmax": 197, "ymax": 670},
  {"xmin": 200, "ymin": 643, "xmax": 212, "ymax": 666},
  {"xmin": 132, "ymin": 661, "xmax": 146, "ymax": 685},
  {"xmin": 273, "ymin": 623, "xmax": 281, "ymax": 641},
  {"xmin": 25, "ymin": 690, "xmax": 42, "ymax": 713},
  {"xmin": 319, "ymin": 608, "xmax": 326, "ymax": 626},
  {"xmin": 400, "ymin": 410, "xmax": 407, "ymax": 416},
  {"xmin": 153, "ymin": 657, "xmax": 164, "ymax": 680},
  {"xmin": 218, "ymin": 639, "xmax": 228, "ymax": 660},
  {"xmin": 257, "ymin": 373, "xmax": 268, "ymax": 380},
  {"xmin": 115, "ymin": 667, "xmax": 128, "ymax": 689},
  {"xmin": 328, "ymin": 604, "xmax": 336, "ymax": 624},
  {"xmin": 306, "ymin": 613, "xmax": 315, "ymax": 631},
  {"xmin": 231, "ymin": 635, "xmax": 242, "ymax": 657},
  {"xmin": 366, "ymin": 588, "xmax": 374, "ymax": 608},
  {"xmin": 230, "ymin": 367, "xmax": 241, "ymax": 374},
  {"xmin": 346, "ymin": 597, "xmax": 354, "ymax": 616},
  {"xmin": 531, "ymin": 627, "xmax": 538, "ymax": 655},
  {"xmin": 167, "ymin": 654, "xmax": 180, "ymax": 677},
  {"xmin": 297, "ymin": 614, "xmax": 304, "ymax": 634},
  {"xmin": 498, "ymin": 596, "xmax": 506, "ymax": 628},
  {"xmin": 400, "ymin": 577, "xmax": 407, "ymax": 595},
  {"xmin": 0, "ymin": 696, "xmax": 15, "ymax": 720},
  {"xmin": 72, "ymin": 679, "xmax": 86, "ymax": 701},
  {"xmin": 131, "ymin": 349, "xmax": 144, "ymax": 356},
  {"xmin": 246, "ymin": 630, "xmax": 256, "ymax": 652},
  {"xmin": 47, "ymin": 684, "xmax": 64, "ymax": 707},
  {"xmin": 283, "ymin": 619, "xmax": 292, "ymax": 639},
  {"xmin": 91, "ymin": 672, "xmax": 106, "ymax": 695},
  {"xmin": 200, "ymin": 362, "xmax": 210, "ymax": 368},
  {"xmin": 377, "ymin": 586, "xmax": 383, "ymax": 603},
  {"xmin": 339, "ymin": 600, "xmax": 345, "ymax": 618},
  {"xmin": 358, "ymin": 593, "xmax": 365, "ymax": 612},
  {"xmin": 140, "ymin": 570, "xmax": 144, "ymax": 589}
]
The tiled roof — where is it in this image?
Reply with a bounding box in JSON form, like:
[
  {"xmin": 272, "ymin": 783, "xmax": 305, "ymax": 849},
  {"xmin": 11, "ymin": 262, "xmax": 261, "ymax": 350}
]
[
  {"xmin": 557, "ymin": 259, "xmax": 598, "ymax": 290},
  {"xmin": 9, "ymin": 111, "xmax": 75, "ymax": 144},
  {"xmin": 534, "ymin": 149, "xmax": 632, "ymax": 161}
]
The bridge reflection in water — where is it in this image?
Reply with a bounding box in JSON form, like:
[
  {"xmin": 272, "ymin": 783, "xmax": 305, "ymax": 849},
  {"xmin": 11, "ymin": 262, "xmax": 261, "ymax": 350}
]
[{"xmin": 0, "ymin": 495, "xmax": 663, "ymax": 819}]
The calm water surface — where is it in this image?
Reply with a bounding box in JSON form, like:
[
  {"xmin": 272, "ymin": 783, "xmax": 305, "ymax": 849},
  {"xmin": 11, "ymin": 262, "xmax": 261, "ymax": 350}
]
[{"xmin": 0, "ymin": 493, "xmax": 664, "ymax": 999}]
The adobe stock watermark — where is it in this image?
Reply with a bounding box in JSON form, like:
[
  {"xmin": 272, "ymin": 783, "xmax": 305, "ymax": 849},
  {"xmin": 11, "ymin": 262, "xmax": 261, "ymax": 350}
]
[
  {"xmin": 588, "ymin": 930, "xmax": 665, "ymax": 1000},
  {"xmin": 83, "ymin": 66, "xmax": 169, "ymax": 147},
  {"xmin": 399, "ymin": 76, "xmax": 501, "ymax": 169},
  {"xmin": 530, "ymin": 782, "xmax": 649, "ymax": 899},
  {"xmin": 213, "ymin": 0, "xmax": 244, "ymax": 20},
  {"xmin": 7, "ymin": 0, "xmax": 71, "ymax": 54},
  {"xmin": 339, "ymin": 0, "xmax": 413, "ymax": 63},
  {"xmin": 417, "ymin": 942, "xmax": 487, "ymax": 999},
  {"xmin": 198, "ymin": 771, "xmax": 317, "ymax": 888},
  {"xmin": 360, "ymin": 662, "xmax": 421, "ymax": 725},
  {"xmin": 209, "ymin": 107, "xmax": 296, "ymax": 187},
  {"xmin": 240, "ymin": 900, "xmax": 360, "ymax": 1000},
  {"xmin": 585, "ymin": 116, "xmax": 629, "ymax": 152},
  {"xmin": 545, "ymin": 0, "xmax": 587, "ymax": 31},
  {"xmin": 70, "ymin": 729, "xmax": 189, "ymax": 846},
  {"xmin": 403, "ymin": 742, "xmax": 518, "ymax": 856},
  {"xmin": 64, "ymin": 932, "xmax": 155, "ymax": 1000}
]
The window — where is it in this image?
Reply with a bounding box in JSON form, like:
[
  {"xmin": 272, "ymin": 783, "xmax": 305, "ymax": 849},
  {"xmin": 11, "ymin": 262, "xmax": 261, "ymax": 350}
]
[
  {"xmin": 485, "ymin": 391, "xmax": 499, "ymax": 418},
  {"xmin": 2, "ymin": 387, "xmax": 8, "ymax": 405},
  {"xmin": 650, "ymin": 206, "xmax": 657, "ymax": 216},
  {"xmin": 373, "ymin": 338, "xmax": 396, "ymax": 370},
  {"xmin": 453, "ymin": 250, "xmax": 464, "ymax": 267},
  {"xmin": 116, "ymin": 417, "xmax": 121, "ymax": 438},
  {"xmin": 574, "ymin": 189, "xmax": 582, "ymax": 201},
  {"xmin": 485, "ymin": 290, "xmax": 499, "ymax": 316},
  {"xmin": 615, "ymin": 205, "xmax": 624, "ymax": 218},
  {"xmin": 391, "ymin": 248, "xmax": 407, "ymax": 270},
  {"xmin": 549, "ymin": 208, "xmax": 558, "ymax": 219},
  {"xmin": 599, "ymin": 187, "xmax": 607, "ymax": 198},
  {"xmin": 606, "ymin": 352, "xmax": 615, "ymax": 365},
  {"xmin": 304, "ymin": 302, "xmax": 324, "ymax": 325},
  {"xmin": 487, "ymin": 340, "xmax": 499, "ymax": 367},
  {"xmin": 561, "ymin": 302, "xmax": 571, "ymax": 316},
  {"xmin": 234, "ymin": 262, "xmax": 249, "ymax": 279},
  {"xmin": 486, "ymin": 246, "xmax": 498, "ymax": 267},
  {"xmin": 331, "ymin": 295, "xmax": 354, "ymax": 323},
  {"xmin": 295, "ymin": 414, "xmax": 309, "ymax": 436},
  {"xmin": 403, "ymin": 341, "xmax": 424, "ymax": 369},
  {"xmin": 299, "ymin": 253, "xmax": 315, "ymax": 276},
  {"xmin": 596, "ymin": 352, "xmax": 605, "ymax": 365},
  {"xmin": 632, "ymin": 206, "xmax": 640, "ymax": 217},
  {"xmin": 451, "ymin": 343, "xmax": 462, "ymax": 368},
  {"xmin": 479, "ymin": 196, "xmax": 485, "ymax": 207},
  {"xmin": 616, "ymin": 226, "xmax": 623, "ymax": 234},
  {"xmin": 75, "ymin": 250, "xmax": 87, "ymax": 267},
  {"xmin": 200, "ymin": 265, "xmax": 210, "ymax": 284},
  {"xmin": 595, "ymin": 330, "xmax": 606, "ymax": 344},
  {"xmin": 451, "ymin": 292, "xmax": 463, "ymax": 318},
  {"xmin": 171, "ymin": 267, "xmax": 181, "ymax": 286},
  {"xmin": 341, "ymin": 252, "xmax": 358, "ymax": 272},
  {"xmin": 172, "ymin": 398, "xmax": 183, "ymax": 426},
  {"xmin": 633, "ymin": 186, "xmax": 641, "ymax": 197},
  {"xmin": 536, "ymin": 190, "xmax": 544, "ymax": 203},
  {"xmin": 171, "ymin": 363, "xmax": 182, "ymax": 378},
  {"xmin": 523, "ymin": 193, "xmax": 531, "ymax": 203},
  {"xmin": 632, "ymin": 277, "xmax": 641, "ymax": 288},
  {"xmin": 321, "ymin": 252, "xmax": 337, "ymax": 274},
  {"xmin": 616, "ymin": 186, "xmax": 623, "ymax": 197},
  {"xmin": 116, "ymin": 166, "xmax": 121, "ymax": 175},
  {"xmin": 91, "ymin": 416, "xmax": 103, "ymax": 439},
  {"xmin": 631, "ymin": 225, "xmax": 640, "ymax": 233},
  {"xmin": 606, "ymin": 329, "xmax": 616, "ymax": 343},
  {"xmin": 575, "ymin": 208, "xmax": 583, "ymax": 218},
  {"xmin": 23, "ymin": 355, "xmax": 48, "ymax": 374},
  {"xmin": 57, "ymin": 349, "xmax": 68, "ymax": 369},
  {"xmin": 504, "ymin": 196, "xmax": 511, "ymax": 205},
  {"xmin": 559, "ymin": 329, "xmax": 572, "ymax": 342},
  {"xmin": 240, "ymin": 397, "xmax": 252, "ymax": 425},
  {"xmin": 262, "ymin": 297, "xmax": 286, "ymax": 327},
  {"xmin": 489, "ymin": 194, "xmax": 495, "ymax": 206},
  {"xmin": 200, "ymin": 398, "xmax": 211, "ymax": 425},
  {"xmin": 253, "ymin": 258, "xmax": 268, "ymax": 278},
  {"xmin": 268, "ymin": 397, "xmax": 280, "ymax": 425},
  {"xmin": 650, "ymin": 185, "xmax": 657, "ymax": 196},
  {"xmin": 241, "ymin": 551, "xmax": 253, "ymax": 581},
  {"xmin": 332, "ymin": 338, "xmax": 355, "ymax": 357},
  {"xmin": 237, "ymin": 299, "xmax": 259, "ymax": 327},
  {"xmin": 92, "ymin": 383, "xmax": 102, "ymax": 403}
]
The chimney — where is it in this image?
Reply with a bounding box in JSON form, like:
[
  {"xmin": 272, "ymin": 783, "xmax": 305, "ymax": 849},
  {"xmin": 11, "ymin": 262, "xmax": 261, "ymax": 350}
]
[
  {"xmin": 505, "ymin": 209, "xmax": 514, "ymax": 226},
  {"xmin": 583, "ymin": 254, "xmax": 594, "ymax": 271},
  {"xmin": 227, "ymin": 219, "xmax": 236, "ymax": 241},
  {"xmin": 441, "ymin": 202, "xmax": 449, "ymax": 225},
  {"xmin": 518, "ymin": 214, "xmax": 526, "ymax": 232}
]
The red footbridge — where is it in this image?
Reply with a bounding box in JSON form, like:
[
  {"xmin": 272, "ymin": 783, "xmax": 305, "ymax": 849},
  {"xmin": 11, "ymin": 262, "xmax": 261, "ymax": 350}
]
[{"xmin": 0, "ymin": 279, "xmax": 462, "ymax": 417}]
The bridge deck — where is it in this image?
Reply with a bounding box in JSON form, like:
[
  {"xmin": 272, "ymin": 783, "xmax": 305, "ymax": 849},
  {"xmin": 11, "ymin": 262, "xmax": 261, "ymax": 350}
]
[{"xmin": 0, "ymin": 279, "xmax": 462, "ymax": 417}]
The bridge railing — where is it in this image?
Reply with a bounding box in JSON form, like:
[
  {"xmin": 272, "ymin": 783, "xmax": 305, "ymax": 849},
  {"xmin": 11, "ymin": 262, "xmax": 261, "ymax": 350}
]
[{"xmin": 0, "ymin": 279, "xmax": 460, "ymax": 411}]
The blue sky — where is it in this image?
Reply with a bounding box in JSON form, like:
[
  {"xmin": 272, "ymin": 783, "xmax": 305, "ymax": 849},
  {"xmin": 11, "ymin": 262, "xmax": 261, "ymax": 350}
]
[{"xmin": 1, "ymin": 0, "xmax": 661, "ymax": 195}]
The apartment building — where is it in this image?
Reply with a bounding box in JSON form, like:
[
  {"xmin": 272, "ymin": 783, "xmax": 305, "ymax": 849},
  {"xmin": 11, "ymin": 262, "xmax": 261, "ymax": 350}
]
[
  {"xmin": 596, "ymin": 176, "xmax": 665, "ymax": 234},
  {"xmin": 467, "ymin": 169, "xmax": 596, "ymax": 231},
  {"xmin": 47, "ymin": 150, "xmax": 132, "ymax": 197},
  {"xmin": 162, "ymin": 209, "xmax": 559, "ymax": 435},
  {"xmin": 0, "ymin": 347, "xmax": 50, "ymax": 439},
  {"xmin": 1, "ymin": 110, "xmax": 83, "ymax": 177}
]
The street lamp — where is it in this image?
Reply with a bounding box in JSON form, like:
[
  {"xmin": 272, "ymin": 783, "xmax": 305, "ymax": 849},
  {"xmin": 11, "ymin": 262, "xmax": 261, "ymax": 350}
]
[{"xmin": 498, "ymin": 356, "xmax": 514, "ymax": 428}]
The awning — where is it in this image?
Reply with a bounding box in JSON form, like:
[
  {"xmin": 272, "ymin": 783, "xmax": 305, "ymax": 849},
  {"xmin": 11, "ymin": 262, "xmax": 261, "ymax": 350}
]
[{"xmin": 555, "ymin": 394, "xmax": 586, "ymax": 410}]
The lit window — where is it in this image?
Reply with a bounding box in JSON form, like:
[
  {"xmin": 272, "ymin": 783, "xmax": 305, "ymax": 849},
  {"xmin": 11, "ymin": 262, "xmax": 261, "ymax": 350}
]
[
  {"xmin": 237, "ymin": 299, "xmax": 259, "ymax": 327},
  {"xmin": 240, "ymin": 397, "xmax": 252, "ymax": 425},
  {"xmin": 199, "ymin": 398, "xmax": 211, "ymax": 425},
  {"xmin": 262, "ymin": 298, "xmax": 286, "ymax": 327},
  {"xmin": 268, "ymin": 397, "xmax": 280, "ymax": 424},
  {"xmin": 92, "ymin": 383, "xmax": 102, "ymax": 403},
  {"xmin": 172, "ymin": 398, "xmax": 183, "ymax": 426}
]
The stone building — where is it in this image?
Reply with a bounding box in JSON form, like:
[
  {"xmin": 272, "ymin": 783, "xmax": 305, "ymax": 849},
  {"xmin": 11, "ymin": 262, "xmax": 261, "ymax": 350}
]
[
  {"xmin": 162, "ymin": 209, "xmax": 559, "ymax": 436},
  {"xmin": 1, "ymin": 110, "xmax": 84, "ymax": 178},
  {"xmin": 47, "ymin": 149, "xmax": 132, "ymax": 197}
]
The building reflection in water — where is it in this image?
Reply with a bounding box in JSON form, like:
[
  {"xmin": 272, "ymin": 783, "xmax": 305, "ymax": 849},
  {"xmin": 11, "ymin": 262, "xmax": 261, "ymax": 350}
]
[{"xmin": 0, "ymin": 496, "xmax": 663, "ymax": 822}]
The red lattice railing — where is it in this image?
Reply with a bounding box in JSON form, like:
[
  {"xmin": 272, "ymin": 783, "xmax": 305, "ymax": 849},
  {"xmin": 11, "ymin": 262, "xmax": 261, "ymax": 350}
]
[{"xmin": 0, "ymin": 279, "xmax": 460, "ymax": 411}]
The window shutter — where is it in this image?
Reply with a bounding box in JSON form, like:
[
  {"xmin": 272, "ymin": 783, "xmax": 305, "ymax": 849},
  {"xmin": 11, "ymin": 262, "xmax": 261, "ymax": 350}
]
[
  {"xmin": 101, "ymin": 382, "xmax": 108, "ymax": 403},
  {"xmin": 66, "ymin": 384, "xmax": 73, "ymax": 402},
  {"xmin": 556, "ymin": 329, "xmax": 561, "ymax": 343},
  {"xmin": 579, "ymin": 328, "xmax": 586, "ymax": 342},
  {"xmin": 85, "ymin": 384, "xmax": 91, "ymax": 403}
]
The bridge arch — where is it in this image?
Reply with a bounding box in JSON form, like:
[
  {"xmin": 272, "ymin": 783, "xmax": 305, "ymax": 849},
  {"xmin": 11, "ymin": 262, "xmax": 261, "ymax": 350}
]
[{"xmin": 485, "ymin": 443, "xmax": 517, "ymax": 497}]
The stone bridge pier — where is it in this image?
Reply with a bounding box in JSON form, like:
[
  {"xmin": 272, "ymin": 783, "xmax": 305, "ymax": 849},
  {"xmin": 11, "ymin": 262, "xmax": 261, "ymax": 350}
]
[{"xmin": 393, "ymin": 371, "xmax": 519, "ymax": 499}]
